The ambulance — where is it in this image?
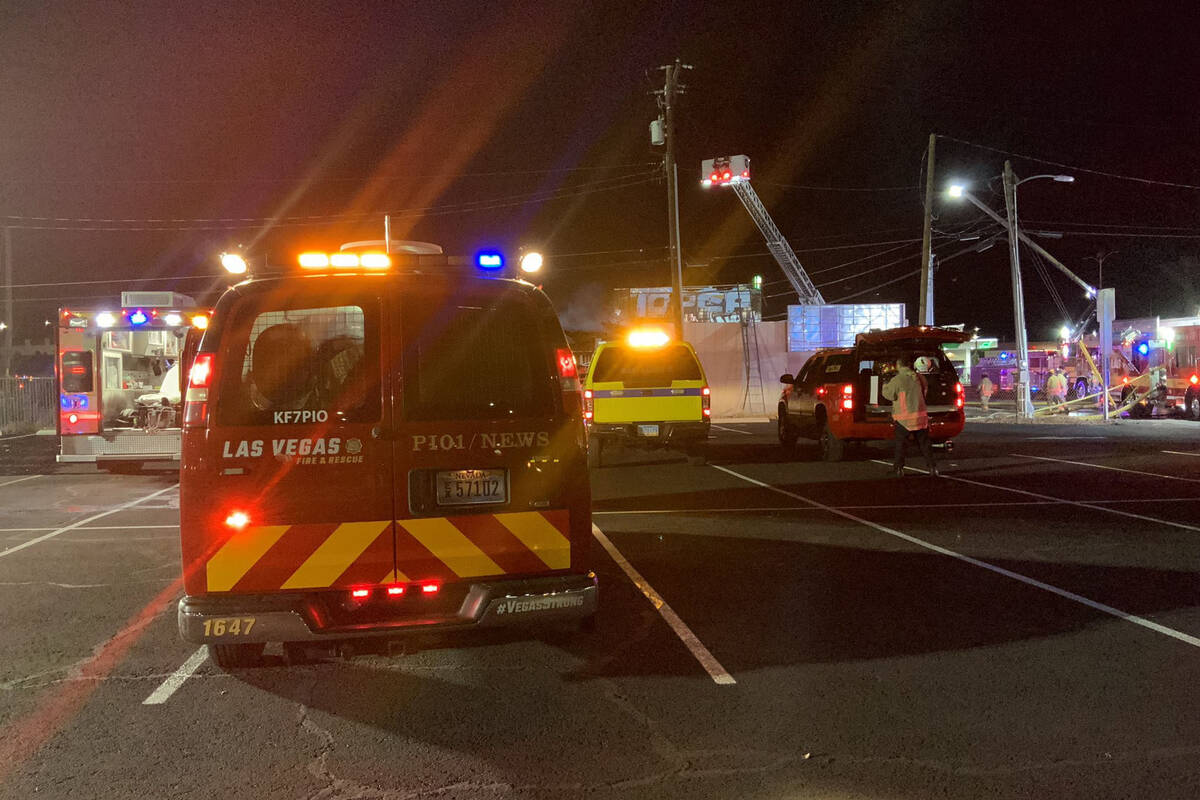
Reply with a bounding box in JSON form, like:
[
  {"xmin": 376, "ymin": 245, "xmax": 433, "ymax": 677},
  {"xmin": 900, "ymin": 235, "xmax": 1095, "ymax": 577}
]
[
  {"xmin": 56, "ymin": 293, "xmax": 211, "ymax": 470},
  {"xmin": 176, "ymin": 243, "xmax": 596, "ymax": 668}
]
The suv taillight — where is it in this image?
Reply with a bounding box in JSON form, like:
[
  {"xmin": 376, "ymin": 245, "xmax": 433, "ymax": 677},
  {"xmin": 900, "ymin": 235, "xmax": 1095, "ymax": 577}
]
[
  {"xmin": 555, "ymin": 347, "xmax": 582, "ymax": 418},
  {"xmin": 955, "ymin": 381, "xmax": 965, "ymax": 409},
  {"xmin": 702, "ymin": 386, "xmax": 711, "ymax": 417},
  {"xmin": 183, "ymin": 353, "xmax": 214, "ymax": 428},
  {"xmin": 840, "ymin": 383, "xmax": 854, "ymax": 411},
  {"xmin": 583, "ymin": 389, "xmax": 594, "ymax": 421}
]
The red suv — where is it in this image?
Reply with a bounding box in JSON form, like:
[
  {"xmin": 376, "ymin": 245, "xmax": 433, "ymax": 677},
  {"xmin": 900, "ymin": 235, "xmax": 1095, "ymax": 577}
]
[{"xmin": 777, "ymin": 326, "xmax": 969, "ymax": 460}]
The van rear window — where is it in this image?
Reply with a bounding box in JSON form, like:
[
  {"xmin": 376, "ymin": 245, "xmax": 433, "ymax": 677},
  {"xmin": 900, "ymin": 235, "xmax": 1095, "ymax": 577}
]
[
  {"xmin": 400, "ymin": 294, "xmax": 554, "ymax": 421},
  {"xmin": 590, "ymin": 345, "xmax": 702, "ymax": 388},
  {"xmin": 217, "ymin": 302, "xmax": 379, "ymax": 425}
]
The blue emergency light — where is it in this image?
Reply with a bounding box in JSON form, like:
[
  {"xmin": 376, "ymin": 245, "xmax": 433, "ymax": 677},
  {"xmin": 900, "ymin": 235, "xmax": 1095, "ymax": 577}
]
[
  {"xmin": 476, "ymin": 251, "xmax": 505, "ymax": 270},
  {"xmin": 999, "ymin": 351, "xmax": 1010, "ymax": 361},
  {"xmin": 1137, "ymin": 342, "xmax": 1150, "ymax": 356},
  {"xmin": 129, "ymin": 310, "xmax": 149, "ymax": 326}
]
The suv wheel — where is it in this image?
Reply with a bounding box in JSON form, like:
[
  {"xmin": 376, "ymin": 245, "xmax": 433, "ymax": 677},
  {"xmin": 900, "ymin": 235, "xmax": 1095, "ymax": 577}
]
[
  {"xmin": 777, "ymin": 408, "xmax": 799, "ymax": 450},
  {"xmin": 209, "ymin": 642, "xmax": 266, "ymax": 670},
  {"xmin": 819, "ymin": 418, "xmax": 844, "ymax": 462},
  {"xmin": 587, "ymin": 438, "xmax": 604, "ymax": 469}
]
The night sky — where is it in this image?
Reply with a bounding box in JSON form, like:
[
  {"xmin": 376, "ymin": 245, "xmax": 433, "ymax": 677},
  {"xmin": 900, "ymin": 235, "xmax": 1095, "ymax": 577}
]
[{"xmin": 1, "ymin": 0, "xmax": 1196, "ymax": 343}]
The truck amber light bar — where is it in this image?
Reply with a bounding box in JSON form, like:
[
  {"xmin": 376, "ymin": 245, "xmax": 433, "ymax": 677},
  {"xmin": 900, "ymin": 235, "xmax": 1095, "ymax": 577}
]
[{"xmin": 298, "ymin": 252, "xmax": 391, "ymax": 270}]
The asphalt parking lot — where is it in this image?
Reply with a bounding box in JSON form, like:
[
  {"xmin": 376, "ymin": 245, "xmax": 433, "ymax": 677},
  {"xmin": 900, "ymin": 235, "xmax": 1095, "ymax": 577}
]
[{"xmin": 2, "ymin": 420, "xmax": 1200, "ymax": 799}]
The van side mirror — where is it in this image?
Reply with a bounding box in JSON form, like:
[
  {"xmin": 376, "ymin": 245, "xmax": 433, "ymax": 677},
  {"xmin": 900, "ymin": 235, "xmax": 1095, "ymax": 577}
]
[{"xmin": 779, "ymin": 373, "xmax": 794, "ymax": 384}]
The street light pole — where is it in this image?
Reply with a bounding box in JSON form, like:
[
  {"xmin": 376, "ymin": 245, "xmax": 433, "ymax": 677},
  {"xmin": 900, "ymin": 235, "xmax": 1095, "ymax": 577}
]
[{"xmin": 1002, "ymin": 161, "xmax": 1034, "ymax": 420}]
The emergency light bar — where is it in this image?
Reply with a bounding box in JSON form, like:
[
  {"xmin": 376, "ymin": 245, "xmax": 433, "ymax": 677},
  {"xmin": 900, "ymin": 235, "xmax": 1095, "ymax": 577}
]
[{"xmin": 293, "ymin": 251, "xmax": 508, "ymax": 275}]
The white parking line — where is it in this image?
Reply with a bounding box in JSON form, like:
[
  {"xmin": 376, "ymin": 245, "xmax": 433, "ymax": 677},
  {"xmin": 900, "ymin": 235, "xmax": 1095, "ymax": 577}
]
[
  {"xmin": 710, "ymin": 424, "xmax": 754, "ymax": 436},
  {"xmin": 143, "ymin": 647, "xmax": 207, "ymax": 705},
  {"xmin": 868, "ymin": 460, "xmax": 1200, "ymax": 533},
  {"xmin": 1163, "ymin": 450, "xmax": 1200, "ymax": 457},
  {"xmin": 1017, "ymin": 453, "xmax": 1200, "ymax": 484},
  {"xmin": 0, "ymin": 475, "xmax": 41, "ymax": 489},
  {"xmin": 591, "ymin": 524, "xmax": 735, "ymax": 685},
  {"xmin": 0, "ymin": 484, "xmax": 179, "ymax": 560},
  {"xmin": 713, "ymin": 464, "xmax": 1200, "ymax": 651}
]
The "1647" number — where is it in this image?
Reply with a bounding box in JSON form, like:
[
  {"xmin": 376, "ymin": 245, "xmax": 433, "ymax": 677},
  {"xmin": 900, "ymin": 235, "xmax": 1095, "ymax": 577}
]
[{"xmin": 202, "ymin": 617, "xmax": 256, "ymax": 637}]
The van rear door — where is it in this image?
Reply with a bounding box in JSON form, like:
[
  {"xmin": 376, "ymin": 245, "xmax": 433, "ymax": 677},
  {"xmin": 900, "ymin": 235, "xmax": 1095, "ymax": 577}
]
[
  {"xmin": 184, "ymin": 282, "xmax": 396, "ymax": 596},
  {"xmin": 390, "ymin": 280, "xmax": 585, "ymax": 585}
]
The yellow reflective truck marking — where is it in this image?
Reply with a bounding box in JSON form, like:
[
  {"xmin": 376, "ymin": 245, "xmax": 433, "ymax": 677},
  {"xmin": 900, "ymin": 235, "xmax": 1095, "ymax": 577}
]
[
  {"xmin": 494, "ymin": 512, "xmax": 571, "ymax": 569},
  {"xmin": 378, "ymin": 567, "xmax": 412, "ymax": 584},
  {"xmin": 399, "ymin": 517, "xmax": 504, "ymax": 578},
  {"xmin": 206, "ymin": 526, "xmax": 290, "ymax": 592},
  {"xmin": 280, "ymin": 520, "xmax": 392, "ymax": 590}
]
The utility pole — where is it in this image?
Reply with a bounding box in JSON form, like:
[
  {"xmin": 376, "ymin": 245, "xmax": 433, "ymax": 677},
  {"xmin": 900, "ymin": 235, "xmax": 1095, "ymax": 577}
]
[
  {"xmin": 1002, "ymin": 160, "xmax": 1034, "ymax": 421},
  {"xmin": 657, "ymin": 59, "xmax": 691, "ymax": 339},
  {"xmin": 918, "ymin": 133, "xmax": 936, "ymax": 326},
  {"xmin": 2, "ymin": 228, "xmax": 12, "ymax": 378},
  {"xmin": 1084, "ymin": 249, "xmax": 1117, "ymax": 291}
]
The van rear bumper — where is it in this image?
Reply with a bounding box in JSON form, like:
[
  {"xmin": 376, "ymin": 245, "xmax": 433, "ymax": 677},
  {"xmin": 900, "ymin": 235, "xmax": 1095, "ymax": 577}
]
[{"xmin": 177, "ymin": 572, "xmax": 597, "ymax": 644}]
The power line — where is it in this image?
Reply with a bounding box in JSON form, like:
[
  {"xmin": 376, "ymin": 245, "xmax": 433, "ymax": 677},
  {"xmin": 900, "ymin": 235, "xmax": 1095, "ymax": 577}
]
[
  {"xmin": 814, "ymin": 250, "xmax": 922, "ymax": 288},
  {"xmin": 1, "ymin": 174, "xmax": 662, "ymax": 231},
  {"xmin": 760, "ymin": 180, "xmax": 919, "ymax": 193},
  {"xmin": 0, "ymin": 162, "xmax": 662, "ymax": 186},
  {"xmin": 938, "ymin": 134, "xmax": 1200, "ymax": 191}
]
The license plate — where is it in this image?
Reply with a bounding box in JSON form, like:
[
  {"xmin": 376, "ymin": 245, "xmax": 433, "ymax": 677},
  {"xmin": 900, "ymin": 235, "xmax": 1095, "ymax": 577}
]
[
  {"xmin": 637, "ymin": 424, "xmax": 660, "ymax": 437},
  {"xmin": 436, "ymin": 469, "xmax": 507, "ymax": 506}
]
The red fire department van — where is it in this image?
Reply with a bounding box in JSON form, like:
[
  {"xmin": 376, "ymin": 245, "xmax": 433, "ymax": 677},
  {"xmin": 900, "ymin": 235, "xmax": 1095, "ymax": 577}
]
[
  {"xmin": 777, "ymin": 326, "xmax": 969, "ymax": 460},
  {"xmin": 176, "ymin": 244, "xmax": 596, "ymax": 667}
]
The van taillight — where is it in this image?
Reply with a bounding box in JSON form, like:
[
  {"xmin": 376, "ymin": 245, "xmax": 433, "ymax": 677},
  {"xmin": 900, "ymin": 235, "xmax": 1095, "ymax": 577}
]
[
  {"xmin": 555, "ymin": 347, "xmax": 582, "ymax": 418},
  {"xmin": 702, "ymin": 386, "xmax": 711, "ymax": 418},
  {"xmin": 183, "ymin": 353, "xmax": 214, "ymax": 429},
  {"xmin": 841, "ymin": 383, "xmax": 854, "ymax": 411}
]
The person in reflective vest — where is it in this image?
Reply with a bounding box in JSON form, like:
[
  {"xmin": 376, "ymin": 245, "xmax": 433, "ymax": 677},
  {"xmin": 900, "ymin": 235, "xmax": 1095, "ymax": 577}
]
[
  {"xmin": 978, "ymin": 374, "xmax": 995, "ymax": 411},
  {"xmin": 882, "ymin": 356, "xmax": 939, "ymax": 477}
]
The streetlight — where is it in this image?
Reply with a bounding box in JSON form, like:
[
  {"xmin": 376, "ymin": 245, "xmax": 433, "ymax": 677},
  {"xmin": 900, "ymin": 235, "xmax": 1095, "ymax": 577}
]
[{"xmin": 946, "ymin": 165, "xmax": 1076, "ymax": 421}]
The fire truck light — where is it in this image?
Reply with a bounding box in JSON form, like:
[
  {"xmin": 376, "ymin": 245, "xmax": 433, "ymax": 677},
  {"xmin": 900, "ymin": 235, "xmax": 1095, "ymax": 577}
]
[
  {"xmin": 129, "ymin": 310, "xmax": 149, "ymax": 326},
  {"xmin": 627, "ymin": 328, "xmax": 670, "ymax": 348},
  {"xmin": 359, "ymin": 253, "xmax": 391, "ymax": 269},
  {"xmin": 191, "ymin": 315, "xmax": 209, "ymax": 330},
  {"xmin": 224, "ymin": 511, "xmax": 250, "ymax": 530},
  {"xmin": 164, "ymin": 313, "xmax": 183, "ymax": 326},
  {"xmin": 95, "ymin": 312, "xmax": 116, "ymax": 328},
  {"xmin": 476, "ymin": 251, "xmax": 504, "ymax": 270},
  {"xmin": 298, "ymin": 252, "xmax": 330, "ymax": 268},
  {"xmin": 1191, "ymin": 374, "xmax": 1198, "ymax": 385}
]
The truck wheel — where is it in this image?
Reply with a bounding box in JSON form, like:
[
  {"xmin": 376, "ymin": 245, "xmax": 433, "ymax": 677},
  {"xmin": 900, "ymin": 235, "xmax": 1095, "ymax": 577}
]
[
  {"xmin": 587, "ymin": 438, "xmax": 603, "ymax": 469},
  {"xmin": 209, "ymin": 642, "xmax": 266, "ymax": 670},
  {"xmin": 777, "ymin": 408, "xmax": 799, "ymax": 450},
  {"xmin": 819, "ymin": 418, "xmax": 844, "ymax": 462},
  {"xmin": 1187, "ymin": 389, "xmax": 1200, "ymax": 421}
]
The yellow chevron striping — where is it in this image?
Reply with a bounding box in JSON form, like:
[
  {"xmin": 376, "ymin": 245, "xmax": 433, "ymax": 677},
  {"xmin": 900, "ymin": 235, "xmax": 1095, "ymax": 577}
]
[
  {"xmin": 206, "ymin": 526, "xmax": 291, "ymax": 592},
  {"xmin": 281, "ymin": 520, "xmax": 392, "ymax": 590},
  {"xmin": 493, "ymin": 512, "xmax": 571, "ymax": 570},
  {"xmin": 378, "ymin": 567, "xmax": 412, "ymax": 584},
  {"xmin": 399, "ymin": 517, "xmax": 504, "ymax": 578}
]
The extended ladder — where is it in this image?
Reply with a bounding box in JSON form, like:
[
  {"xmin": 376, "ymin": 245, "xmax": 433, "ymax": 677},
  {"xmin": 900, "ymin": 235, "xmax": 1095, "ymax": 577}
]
[{"xmin": 730, "ymin": 181, "xmax": 825, "ymax": 305}]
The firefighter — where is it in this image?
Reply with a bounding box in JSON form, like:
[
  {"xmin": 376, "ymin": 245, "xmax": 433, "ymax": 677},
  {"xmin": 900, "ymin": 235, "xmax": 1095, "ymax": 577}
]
[
  {"xmin": 882, "ymin": 355, "xmax": 939, "ymax": 477},
  {"xmin": 1047, "ymin": 369, "xmax": 1068, "ymax": 413},
  {"xmin": 978, "ymin": 374, "xmax": 995, "ymax": 412}
]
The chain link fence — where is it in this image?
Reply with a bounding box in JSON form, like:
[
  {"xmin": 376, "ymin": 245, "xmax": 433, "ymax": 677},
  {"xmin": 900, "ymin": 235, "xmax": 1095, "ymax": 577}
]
[{"xmin": 0, "ymin": 377, "xmax": 56, "ymax": 435}]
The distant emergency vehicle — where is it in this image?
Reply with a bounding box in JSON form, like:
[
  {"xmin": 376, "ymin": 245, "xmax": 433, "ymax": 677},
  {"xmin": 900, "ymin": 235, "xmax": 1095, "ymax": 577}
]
[
  {"xmin": 582, "ymin": 330, "xmax": 711, "ymax": 467},
  {"xmin": 778, "ymin": 326, "xmax": 969, "ymax": 460},
  {"xmin": 176, "ymin": 243, "xmax": 596, "ymax": 668},
  {"xmin": 56, "ymin": 292, "xmax": 210, "ymax": 470}
]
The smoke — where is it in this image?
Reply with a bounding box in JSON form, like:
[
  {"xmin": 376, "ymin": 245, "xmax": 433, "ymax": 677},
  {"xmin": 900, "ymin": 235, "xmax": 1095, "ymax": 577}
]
[{"xmin": 556, "ymin": 282, "xmax": 612, "ymax": 332}]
